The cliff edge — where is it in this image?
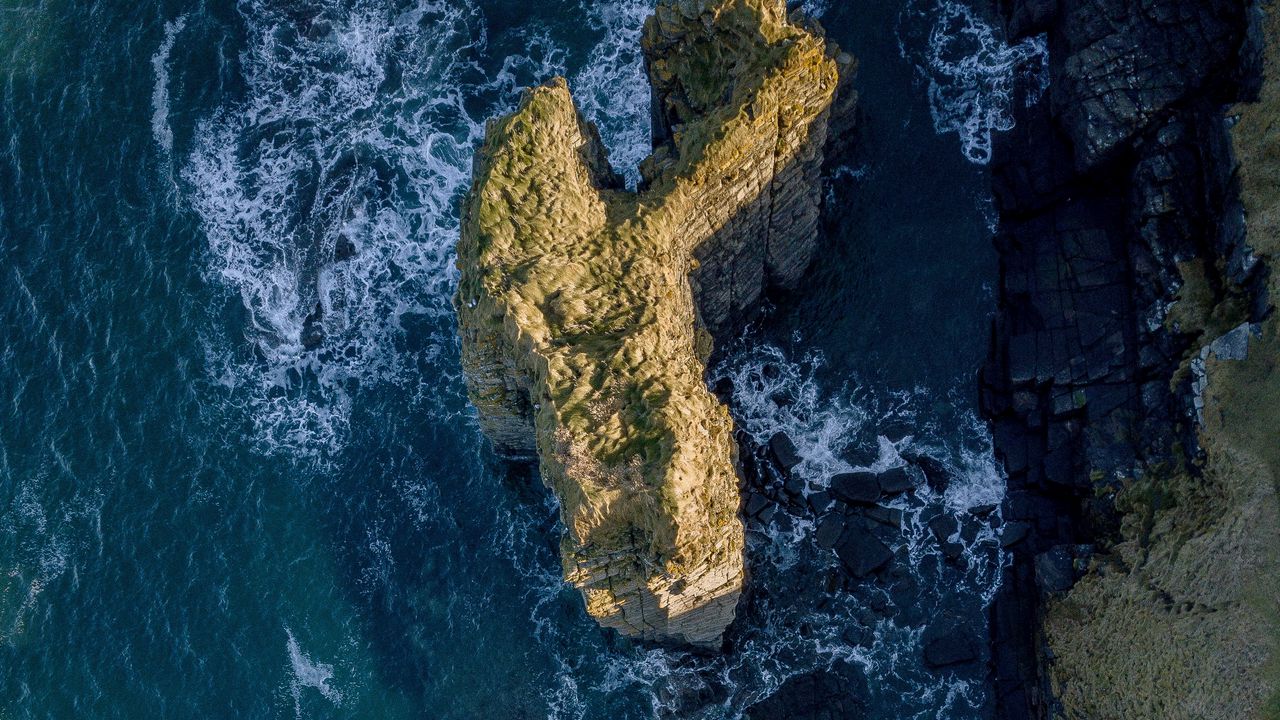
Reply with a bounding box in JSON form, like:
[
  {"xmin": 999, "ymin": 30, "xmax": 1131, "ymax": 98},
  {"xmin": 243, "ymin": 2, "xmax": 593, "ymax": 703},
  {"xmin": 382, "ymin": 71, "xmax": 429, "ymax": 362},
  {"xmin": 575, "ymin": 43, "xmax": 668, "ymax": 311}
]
[
  {"xmin": 983, "ymin": 0, "xmax": 1279, "ymax": 717},
  {"xmin": 455, "ymin": 0, "xmax": 850, "ymax": 648}
]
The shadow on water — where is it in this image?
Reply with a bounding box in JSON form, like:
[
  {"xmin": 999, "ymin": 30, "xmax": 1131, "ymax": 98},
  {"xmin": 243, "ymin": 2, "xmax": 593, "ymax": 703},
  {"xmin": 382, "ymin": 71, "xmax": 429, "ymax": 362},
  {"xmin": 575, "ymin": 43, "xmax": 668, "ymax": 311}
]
[{"xmin": 769, "ymin": 0, "xmax": 999, "ymax": 394}]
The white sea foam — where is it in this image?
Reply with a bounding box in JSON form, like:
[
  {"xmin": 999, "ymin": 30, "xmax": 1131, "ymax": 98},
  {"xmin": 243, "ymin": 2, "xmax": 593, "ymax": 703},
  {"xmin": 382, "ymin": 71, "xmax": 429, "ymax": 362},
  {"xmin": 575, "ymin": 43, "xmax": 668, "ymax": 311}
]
[
  {"xmin": 177, "ymin": 0, "xmax": 660, "ymax": 458},
  {"xmin": 150, "ymin": 14, "xmax": 187, "ymax": 153},
  {"xmin": 285, "ymin": 627, "xmax": 343, "ymax": 711},
  {"xmin": 899, "ymin": 0, "xmax": 1048, "ymax": 164},
  {"xmin": 180, "ymin": 0, "xmax": 551, "ymax": 457},
  {"xmin": 571, "ymin": 0, "xmax": 653, "ymax": 185}
]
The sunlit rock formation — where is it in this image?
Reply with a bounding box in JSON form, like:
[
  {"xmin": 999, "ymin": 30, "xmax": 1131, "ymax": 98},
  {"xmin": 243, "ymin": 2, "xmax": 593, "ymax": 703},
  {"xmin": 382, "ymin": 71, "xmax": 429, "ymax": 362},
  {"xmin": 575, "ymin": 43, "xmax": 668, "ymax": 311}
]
[{"xmin": 454, "ymin": 0, "xmax": 851, "ymax": 647}]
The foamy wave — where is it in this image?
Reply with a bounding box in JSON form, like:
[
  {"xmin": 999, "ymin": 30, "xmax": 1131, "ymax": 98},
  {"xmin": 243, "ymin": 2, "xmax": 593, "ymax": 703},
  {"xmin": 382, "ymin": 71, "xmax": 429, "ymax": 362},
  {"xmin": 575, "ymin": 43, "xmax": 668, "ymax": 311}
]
[
  {"xmin": 571, "ymin": 0, "xmax": 653, "ymax": 186},
  {"xmin": 285, "ymin": 627, "xmax": 343, "ymax": 712},
  {"xmin": 179, "ymin": 0, "xmax": 567, "ymax": 457},
  {"xmin": 899, "ymin": 0, "xmax": 1047, "ymax": 164},
  {"xmin": 150, "ymin": 14, "xmax": 187, "ymax": 153}
]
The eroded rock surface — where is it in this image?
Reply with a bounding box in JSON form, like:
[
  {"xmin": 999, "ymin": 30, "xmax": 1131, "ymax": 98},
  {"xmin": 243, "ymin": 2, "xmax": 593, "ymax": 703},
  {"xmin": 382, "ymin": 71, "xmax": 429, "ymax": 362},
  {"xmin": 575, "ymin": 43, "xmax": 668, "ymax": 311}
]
[{"xmin": 455, "ymin": 0, "xmax": 850, "ymax": 648}]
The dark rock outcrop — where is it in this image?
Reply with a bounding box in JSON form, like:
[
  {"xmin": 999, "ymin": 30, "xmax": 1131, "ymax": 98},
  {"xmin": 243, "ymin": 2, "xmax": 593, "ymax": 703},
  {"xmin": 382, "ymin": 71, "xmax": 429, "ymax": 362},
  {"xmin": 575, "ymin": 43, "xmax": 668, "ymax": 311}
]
[{"xmin": 983, "ymin": 0, "xmax": 1269, "ymax": 716}]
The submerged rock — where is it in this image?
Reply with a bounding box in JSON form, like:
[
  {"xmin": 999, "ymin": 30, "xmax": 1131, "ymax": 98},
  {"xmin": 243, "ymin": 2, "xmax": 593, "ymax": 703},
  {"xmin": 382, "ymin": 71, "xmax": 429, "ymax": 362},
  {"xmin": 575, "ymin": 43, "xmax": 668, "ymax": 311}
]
[
  {"xmin": 454, "ymin": 0, "xmax": 853, "ymax": 648},
  {"xmin": 743, "ymin": 661, "xmax": 868, "ymax": 720}
]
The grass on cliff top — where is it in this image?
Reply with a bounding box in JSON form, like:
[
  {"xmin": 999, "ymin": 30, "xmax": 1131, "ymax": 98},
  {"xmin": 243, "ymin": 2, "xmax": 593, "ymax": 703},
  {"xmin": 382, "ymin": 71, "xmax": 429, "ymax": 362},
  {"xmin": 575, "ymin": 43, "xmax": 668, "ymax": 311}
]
[{"xmin": 1227, "ymin": 5, "xmax": 1280, "ymax": 713}]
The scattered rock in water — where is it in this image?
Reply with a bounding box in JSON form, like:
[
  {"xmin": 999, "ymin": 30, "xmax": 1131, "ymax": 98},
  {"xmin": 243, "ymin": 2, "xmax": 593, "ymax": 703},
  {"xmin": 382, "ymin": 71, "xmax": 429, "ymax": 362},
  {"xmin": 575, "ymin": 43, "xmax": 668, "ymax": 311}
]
[
  {"xmin": 744, "ymin": 492, "xmax": 772, "ymax": 519},
  {"xmin": 834, "ymin": 525, "xmax": 894, "ymax": 578},
  {"xmin": 902, "ymin": 452, "xmax": 952, "ymax": 492},
  {"xmin": 970, "ymin": 503, "xmax": 998, "ymax": 518},
  {"xmin": 877, "ymin": 466, "xmax": 914, "ymax": 495},
  {"xmin": 940, "ymin": 541, "xmax": 965, "ymax": 562},
  {"xmin": 712, "ymin": 376, "xmax": 735, "ymax": 402},
  {"xmin": 928, "ymin": 514, "xmax": 959, "ymax": 543},
  {"xmin": 783, "ymin": 474, "xmax": 806, "ymax": 498},
  {"xmin": 807, "ymin": 490, "xmax": 834, "ymax": 515},
  {"xmin": 830, "ymin": 471, "xmax": 881, "ymax": 504},
  {"xmin": 769, "ymin": 432, "xmax": 802, "ymax": 473},
  {"xmin": 859, "ymin": 505, "xmax": 903, "ymax": 529}
]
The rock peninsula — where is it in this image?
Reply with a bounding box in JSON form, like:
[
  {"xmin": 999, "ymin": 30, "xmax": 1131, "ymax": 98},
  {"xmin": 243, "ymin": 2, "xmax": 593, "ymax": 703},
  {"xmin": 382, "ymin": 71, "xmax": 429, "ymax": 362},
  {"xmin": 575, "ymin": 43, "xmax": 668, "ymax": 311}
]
[{"xmin": 455, "ymin": 0, "xmax": 852, "ymax": 648}]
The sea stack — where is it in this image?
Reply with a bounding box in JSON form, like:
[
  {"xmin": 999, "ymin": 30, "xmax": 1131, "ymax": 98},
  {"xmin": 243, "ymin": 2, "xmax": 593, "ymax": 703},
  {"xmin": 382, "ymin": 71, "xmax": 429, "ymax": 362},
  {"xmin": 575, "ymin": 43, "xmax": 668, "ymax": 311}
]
[{"xmin": 455, "ymin": 0, "xmax": 852, "ymax": 648}]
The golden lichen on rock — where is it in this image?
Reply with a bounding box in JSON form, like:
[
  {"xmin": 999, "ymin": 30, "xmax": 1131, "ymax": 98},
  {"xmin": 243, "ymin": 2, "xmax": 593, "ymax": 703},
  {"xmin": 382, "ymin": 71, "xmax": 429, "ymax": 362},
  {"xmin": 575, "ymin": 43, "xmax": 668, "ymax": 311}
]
[{"xmin": 455, "ymin": 0, "xmax": 846, "ymax": 647}]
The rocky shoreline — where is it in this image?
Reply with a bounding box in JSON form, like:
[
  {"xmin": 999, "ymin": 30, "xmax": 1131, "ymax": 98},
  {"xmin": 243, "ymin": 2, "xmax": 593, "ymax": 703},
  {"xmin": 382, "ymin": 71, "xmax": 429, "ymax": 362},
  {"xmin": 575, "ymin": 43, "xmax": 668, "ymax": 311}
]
[
  {"xmin": 982, "ymin": 0, "xmax": 1279, "ymax": 717},
  {"xmin": 454, "ymin": 0, "xmax": 1277, "ymax": 713}
]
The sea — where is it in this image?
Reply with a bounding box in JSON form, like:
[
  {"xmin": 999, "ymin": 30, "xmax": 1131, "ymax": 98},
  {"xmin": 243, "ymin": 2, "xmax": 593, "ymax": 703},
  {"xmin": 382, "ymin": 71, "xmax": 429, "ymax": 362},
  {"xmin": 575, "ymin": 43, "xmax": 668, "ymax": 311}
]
[{"xmin": 0, "ymin": 0, "xmax": 1045, "ymax": 717}]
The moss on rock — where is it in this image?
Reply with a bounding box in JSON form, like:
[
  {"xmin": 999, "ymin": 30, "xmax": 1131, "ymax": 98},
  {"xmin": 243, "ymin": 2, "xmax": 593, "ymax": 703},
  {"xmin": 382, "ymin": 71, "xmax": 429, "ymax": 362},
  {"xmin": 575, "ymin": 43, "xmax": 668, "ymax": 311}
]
[
  {"xmin": 455, "ymin": 0, "xmax": 847, "ymax": 647},
  {"xmin": 1043, "ymin": 6, "xmax": 1280, "ymax": 716}
]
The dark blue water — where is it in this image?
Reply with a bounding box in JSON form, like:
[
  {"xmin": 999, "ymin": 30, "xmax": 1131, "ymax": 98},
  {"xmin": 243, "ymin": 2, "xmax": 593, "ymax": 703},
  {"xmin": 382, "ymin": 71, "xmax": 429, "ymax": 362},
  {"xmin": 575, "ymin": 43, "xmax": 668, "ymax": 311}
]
[{"xmin": 0, "ymin": 0, "xmax": 1043, "ymax": 717}]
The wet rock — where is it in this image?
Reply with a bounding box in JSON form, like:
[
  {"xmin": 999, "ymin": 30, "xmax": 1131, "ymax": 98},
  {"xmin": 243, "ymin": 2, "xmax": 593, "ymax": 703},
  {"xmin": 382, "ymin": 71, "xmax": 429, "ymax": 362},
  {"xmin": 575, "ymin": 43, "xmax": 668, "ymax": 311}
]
[
  {"xmin": 922, "ymin": 628, "xmax": 978, "ymax": 668},
  {"xmin": 744, "ymin": 492, "xmax": 771, "ymax": 518},
  {"xmin": 970, "ymin": 503, "xmax": 998, "ymax": 518},
  {"xmin": 928, "ymin": 514, "xmax": 959, "ymax": 543},
  {"xmin": 940, "ymin": 542, "xmax": 965, "ymax": 562},
  {"xmin": 783, "ymin": 474, "xmax": 806, "ymax": 498},
  {"xmin": 829, "ymin": 471, "xmax": 880, "ymax": 504},
  {"xmin": 769, "ymin": 432, "xmax": 802, "ymax": 473},
  {"xmin": 859, "ymin": 505, "xmax": 903, "ymax": 529},
  {"xmin": 301, "ymin": 303, "xmax": 325, "ymax": 350},
  {"xmin": 807, "ymin": 490, "xmax": 834, "ymax": 515},
  {"xmin": 877, "ymin": 466, "xmax": 914, "ymax": 495},
  {"xmin": 815, "ymin": 514, "xmax": 845, "ymax": 550},
  {"xmin": 742, "ymin": 661, "xmax": 867, "ymax": 720},
  {"xmin": 834, "ymin": 525, "xmax": 894, "ymax": 578},
  {"xmin": 712, "ymin": 376, "xmax": 735, "ymax": 402},
  {"xmin": 1035, "ymin": 546, "xmax": 1077, "ymax": 593},
  {"xmin": 902, "ymin": 452, "xmax": 951, "ymax": 492},
  {"xmin": 334, "ymin": 234, "xmax": 357, "ymax": 261}
]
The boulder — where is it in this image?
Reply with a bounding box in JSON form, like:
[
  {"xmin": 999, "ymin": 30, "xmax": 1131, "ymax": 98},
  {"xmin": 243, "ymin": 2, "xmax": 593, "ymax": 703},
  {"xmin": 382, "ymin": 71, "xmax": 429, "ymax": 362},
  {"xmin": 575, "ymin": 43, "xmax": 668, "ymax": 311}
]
[
  {"xmin": 814, "ymin": 514, "xmax": 845, "ymax": 550},
  {"xmin": 769, "ymin": 432, "xmax": 802, "ymax": 472},
  {"xmin": 830, "ymin": 471, "xmax": 881, "ymax": 504},
  {"xmin": 834, "ymin": 526, "xmax": 894, "ymax": 578},
  {"xmin": 877, "ymin": 466, "xmax": 915, "ymax": 494}
]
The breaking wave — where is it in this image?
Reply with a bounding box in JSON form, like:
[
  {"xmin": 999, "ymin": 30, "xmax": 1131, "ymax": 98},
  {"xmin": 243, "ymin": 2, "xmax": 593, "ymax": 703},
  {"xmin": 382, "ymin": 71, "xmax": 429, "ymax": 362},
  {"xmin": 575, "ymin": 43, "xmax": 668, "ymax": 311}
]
[
  {"xmin": 899, "ymin": 0, "xmax": 1048, "ymax": 164},
  {"xmin": 170, "ymin": 0, "xmax": 653, "ymax": 458},
  {"xmin": 150, "ymin": 14, "xmax": 187, "ymax": 154}
]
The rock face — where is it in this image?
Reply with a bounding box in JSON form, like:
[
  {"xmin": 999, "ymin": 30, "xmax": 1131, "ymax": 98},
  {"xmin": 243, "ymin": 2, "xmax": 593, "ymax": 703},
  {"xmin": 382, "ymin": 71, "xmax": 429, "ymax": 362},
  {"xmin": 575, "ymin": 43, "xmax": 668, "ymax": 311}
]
[
  {"xmin": 455, "ymin": 0, "xmax": 850, "ymax": 648},
  {"xmin": 984, "ymin": 0, "xmax": 1278, "ymax": 717}
]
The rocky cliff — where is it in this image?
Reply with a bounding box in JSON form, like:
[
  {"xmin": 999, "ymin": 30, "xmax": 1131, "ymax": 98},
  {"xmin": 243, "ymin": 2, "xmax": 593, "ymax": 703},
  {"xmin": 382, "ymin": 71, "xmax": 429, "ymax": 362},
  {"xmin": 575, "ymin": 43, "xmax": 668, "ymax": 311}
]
[
  {"xmin": 984, "ymin": 0, "xmax": 1279, "ymax": 717},
  {"xmin": 455, "ymin": 0, "xmax": 850, "ymax": 648}
]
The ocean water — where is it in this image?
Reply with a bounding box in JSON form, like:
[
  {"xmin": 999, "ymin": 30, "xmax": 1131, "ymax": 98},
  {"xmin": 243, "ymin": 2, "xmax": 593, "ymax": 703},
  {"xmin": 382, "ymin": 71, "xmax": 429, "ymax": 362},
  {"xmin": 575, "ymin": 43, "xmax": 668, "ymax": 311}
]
[{"xmin": 0, "ymin": 0, "xmax": 1043, "ymax": 717}]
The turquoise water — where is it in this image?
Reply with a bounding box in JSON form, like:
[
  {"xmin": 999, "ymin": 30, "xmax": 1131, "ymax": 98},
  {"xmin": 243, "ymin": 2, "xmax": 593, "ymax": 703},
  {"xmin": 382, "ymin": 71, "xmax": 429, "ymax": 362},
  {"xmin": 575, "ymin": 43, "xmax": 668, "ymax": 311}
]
[{"xmin": 0, "ymin": 0, "xmax": 1043, "ymax": 717}]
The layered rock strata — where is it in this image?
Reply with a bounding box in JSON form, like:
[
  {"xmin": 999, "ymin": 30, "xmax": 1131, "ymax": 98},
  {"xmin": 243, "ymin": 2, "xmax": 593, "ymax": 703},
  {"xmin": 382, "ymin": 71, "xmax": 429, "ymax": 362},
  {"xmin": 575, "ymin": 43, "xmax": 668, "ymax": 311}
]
[
  {"xmin": 984, "ymin": 0, "xmax": 1278, "ymax": 717},
  {"xmin": 455, "ymin": 0, "xmax": 849, "ymax": 648}
]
